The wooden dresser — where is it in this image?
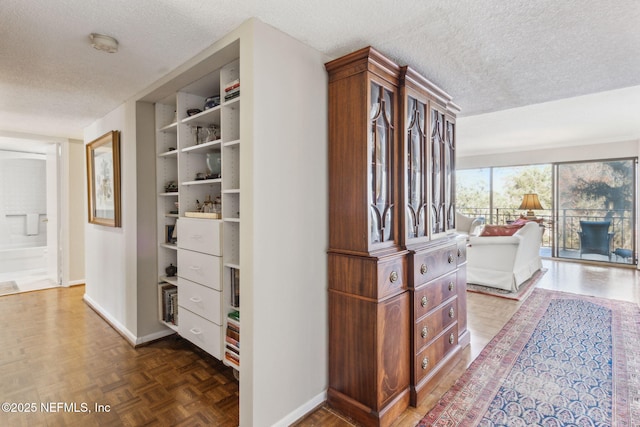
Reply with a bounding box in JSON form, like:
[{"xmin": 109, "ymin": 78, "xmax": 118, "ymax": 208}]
[{"xmin": 326, "ymin": 47, "xmax": 469, "ymax": 427}]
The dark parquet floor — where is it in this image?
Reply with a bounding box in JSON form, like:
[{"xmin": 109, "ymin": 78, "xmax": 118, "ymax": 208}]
[{"xmin": 0, "ymin": 285, "xmax": 239, "ymax": 427}]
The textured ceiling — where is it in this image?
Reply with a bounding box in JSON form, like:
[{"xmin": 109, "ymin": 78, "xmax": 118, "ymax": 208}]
[{"xmin": 1, "ymin": 0, "xmax": 639, "ymax": 154}]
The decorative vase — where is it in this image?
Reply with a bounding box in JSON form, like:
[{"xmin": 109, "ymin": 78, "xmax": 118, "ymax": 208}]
[
  {"xmin": 206, "ymin": 151, "xmax": 221, "ymax": 178},
  {"xmin": 165, "ymin": 263, "xmax": 177, "ymax": 277}
]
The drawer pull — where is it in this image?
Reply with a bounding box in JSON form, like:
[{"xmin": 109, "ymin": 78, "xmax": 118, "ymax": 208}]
[
  {"xmin": 389, "ymin": 271, "xmax": 399, "ymax": 283},
  {"xmin": 189, "ymin": 265, "xmax": 202, "ymax": 270},
  {"xmin": 457, "ymin": 248, "xmax": 462, "ymax": 257},
  {"xmin": 447, "ymin": 254, "xmax": 454, "ymax": 264},
  {"xmin": 420, "ymin": 264, "xmax": 428, "ymax": 275},
  {"xmin": 421, "ymin": 326, "xmax": 428, "ymax": 338},
  {"xmin": 449, "ymin": 333, "xmax": 455, "ymax": 345},
  {"xmin": 448, "ymin": 281, "xmax": 454, "ymax": 291},
  {"xmin": 421, "ymin": 357, "xmax": 429, "ymax": 370},
  {"xmin": 449, "ymin": 307, "xmax": 455, "ymax": 318},
  {"xmin": 421, "ymin": 296, "xmax": 428, "ymax": 307},
  {"xmin": 190, "ymin": 328, "xmax": 203, "ymax": 335},
  {"xmin": 189, "ymin": 297, "xmax": 202, "ymax": 303}
]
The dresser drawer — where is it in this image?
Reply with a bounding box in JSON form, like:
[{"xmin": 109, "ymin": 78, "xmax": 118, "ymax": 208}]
[
  {"xmin": 413, "ymin": 323, "xmax": 458, "ymax": 384},
  {"xmin": 413, "ymin": 271, "xmax": 457, "ymax": 320},
  {"xmin": 177, "ymin": 218, "xmax": 222, "ymax": 256},
  {"xmin": 177, "ymin": 249, "xmax": 221, "ymax": 290},
  {"xmin": 411, "ymin": 243, "xmax": 457, "ymax": 286},
  {"xmin": 179, "ymin": 308, "xmax": 222, "ymax": 359},
  {"xmin": 328, "ymin": 252, "xmax": 406, "ymax": 299},
  {"xmin": 377, "ymin": 257, "xmax": 406, "ymax": 298},
  {"xmin": 178, "ymin": 277, "xmax": 221, "ymax": 324},
  {"xmin": 413, "ymin": 299, "xmax": 457, "ymax": 353}
]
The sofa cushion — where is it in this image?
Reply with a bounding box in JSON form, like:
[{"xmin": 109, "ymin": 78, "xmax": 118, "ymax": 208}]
[{"xmin": 480, "ymin": 224, "xmax": 524, "ymax": 237}]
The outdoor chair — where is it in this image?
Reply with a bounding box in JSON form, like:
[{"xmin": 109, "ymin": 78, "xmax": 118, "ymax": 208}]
[{"xmin": 577, "ymin": 220, "xmax": 613, "ymax": 261}]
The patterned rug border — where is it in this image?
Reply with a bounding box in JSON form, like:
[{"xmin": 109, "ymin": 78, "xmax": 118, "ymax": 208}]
[
  {"xmin": 418, "ymin": 288, "xmax": 640, "ymax": 426},
  {"xmin": 466, "ymin": 268, "xmax": 547, "ymax": 301}
]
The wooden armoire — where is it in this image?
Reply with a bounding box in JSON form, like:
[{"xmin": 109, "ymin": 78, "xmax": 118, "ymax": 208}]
[{"xmin": 326, "ymin": 47, "xmax": 470, "ymax": 427}]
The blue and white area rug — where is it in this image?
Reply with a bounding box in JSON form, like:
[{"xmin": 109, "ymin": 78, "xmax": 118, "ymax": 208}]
[{"xmin": 418, "ymin": 289, "xmax": 640, "ymax": 426}]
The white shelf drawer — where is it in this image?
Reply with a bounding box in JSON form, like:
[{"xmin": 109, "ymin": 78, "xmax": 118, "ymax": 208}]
[
  {"xmin": 179, "ymin": 308, "xmax": 222, "ymax": 359},
  {"xmin": 177, "ymin": 249, "xmax": 222, "ymax": 290},
  {"xmin": 178, "ymin": 277, "xmax": 221, "ymax": 324},
  {"xmin": 177, "ymin": 218, "xmax": 222, "ymax": 255}
]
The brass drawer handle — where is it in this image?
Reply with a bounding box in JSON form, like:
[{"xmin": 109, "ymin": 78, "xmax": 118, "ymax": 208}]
[
  {"xmin": 449, "ymin": 307, "xmax": 455, "ymax": 318},
  {"xmin": 420, "ymin": 263, "xmax": 428, "ymax": 275},
  {"xmin": 447, "ymin": 254, "xmax": 454, "ymax": 264},
  {"xmin": 449, "ymin": 333, "xmax": 455, "ymax": 345},
  {"xmin": 421, "ymin": 296, "xmax": 428, "ymax": 307},
  {"xmin": 421, "ymin": 326, "xmax": 428, "ymax": 339},
  {"xmin": 389, "ymin": 271, "xmax": 398, "ymax": 283},
  {"xmin": 421, "ymin": 357, "xmax": 429, "ymax": 370},
  {"xmin": 448, "ymin": 281, "xmax": 454, "ymax": 291}
]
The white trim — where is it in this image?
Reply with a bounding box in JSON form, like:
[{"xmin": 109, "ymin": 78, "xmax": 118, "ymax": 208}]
[
  {"xmin": 270, "ymin": 391, "xmax": 327, "ymax": 427},
  {"xmin": 84, "ymin": 292, "xmax": 175, "ymax": 346},
  {"xmin": 67, "ymin": 279, "xmax": 85, "ymax": 287}
]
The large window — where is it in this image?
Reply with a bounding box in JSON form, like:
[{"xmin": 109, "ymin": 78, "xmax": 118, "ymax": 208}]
[
  {"xmin": 457, "ymin": 159, "xmax": 636, "ymax": 265},
  {"xmin": 555, "ymin": 159, "xmax": 635, "ymax": 264},
  {"xmin": 457, "ymin": 164, "xmax": 551, "ymax": 225}
]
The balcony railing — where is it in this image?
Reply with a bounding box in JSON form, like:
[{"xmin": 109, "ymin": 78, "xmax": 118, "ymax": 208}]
[{"xmin": 458, "ymin": 207, "xmax": 635, "ymax": 263}]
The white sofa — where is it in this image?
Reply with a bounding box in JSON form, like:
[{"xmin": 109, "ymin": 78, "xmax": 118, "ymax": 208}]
[
  {"xmin": 456, "ymin": 212, "xmax": 485, "ymax": 237},
  {"xmin": 466, "ymin": 222, "xmax": 543, "ymax": 292}
]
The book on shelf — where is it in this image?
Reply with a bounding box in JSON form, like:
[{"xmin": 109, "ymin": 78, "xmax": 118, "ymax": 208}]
[
  {"xmin": 225, "ymin": 335, "xmax": 240, "ymax": 348},
  {"xmin": 228, "ymin": 310, "xmax": 240, "ymax": 322},
  {"xmin": 224, "ymin": 90, "xmax": 240, "ymax": 101},
  {"xmin": 225, "ymin": 352, "xmax": 240, "ymax": 366},
  {"xmin": 161, "ymin": 285, "xmax": 178, "ymax": 325},
  {"xmin": 224, "ymin": 79, "xmax": 240, "ymax": 92},
  {"xmin": 226, "ymin": 327, "xmax": 240, "ymax": 342},
  {"xmin": 230, "ymin": 268, "xmax": 240, "ymax": 307},
  {"xmin": 226, "ymin": 344, "xmax": 240, "ymax": 356}
]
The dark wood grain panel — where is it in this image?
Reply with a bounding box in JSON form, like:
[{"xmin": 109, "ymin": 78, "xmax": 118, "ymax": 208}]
[
  {"xmin": 410, "ymin": 243, "xmax": 457, "ymax": 287},
  {"xmin": 413, "ymin": 299, "xmax": 458, "ymax": 353},
  {"xmin": 412, "ymin": 323, "xmax": 459, "ymax": 385},
  {"xmin": 412, "ymin": 271, "xmax": 458, "ymax": 320}
]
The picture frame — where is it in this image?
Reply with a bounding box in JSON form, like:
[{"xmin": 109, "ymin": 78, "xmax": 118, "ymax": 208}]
[{"xmin": 86, "ymin": 130, "xmax": 121, "ymax": 227}]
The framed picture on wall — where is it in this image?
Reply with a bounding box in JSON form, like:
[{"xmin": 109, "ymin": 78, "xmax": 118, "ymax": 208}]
[{"xmin": 86, "ymin": 130, "xmax": 121, "ymax": 227}]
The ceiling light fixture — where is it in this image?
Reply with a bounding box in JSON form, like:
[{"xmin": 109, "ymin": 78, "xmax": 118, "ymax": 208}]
[{"xmin": 89, "ymin": 33, "xmax": 118, "ymax": 53}]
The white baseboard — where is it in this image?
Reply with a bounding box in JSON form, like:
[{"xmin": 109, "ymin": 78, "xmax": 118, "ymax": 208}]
[
  {"xmin": 83, "ymin": 293, "xmax": 139, "ymax": 346},
  {"xmin": 83, "ymin": 293, "xmax": 174, "ymax": 348},
  {"xmin": 271, "ymin": 390, "xmax": 327, "ymax": 427},
  {"xmin": 68, "ymin": 279, "xmax": 85, "ymax": 286},
  {"xmin": 137, "ymin": 329, "xmax": 176, "ymax": 345}
]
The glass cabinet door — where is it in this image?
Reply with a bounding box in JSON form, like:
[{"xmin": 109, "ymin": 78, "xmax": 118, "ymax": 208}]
[
  {"xmin": 369, "ymin": 81, "xmax": 395, "ymax": 244},
  {"xmin": 443, "ymin": 118, "xmax": 456, "ymax": 231},
  {"xmin": 430, "ymin": 108, "xmax": 445, "ymax": 234},
  {"xmin": 405, "ymin": 96, "xmax": 428, "ymax": 240}
]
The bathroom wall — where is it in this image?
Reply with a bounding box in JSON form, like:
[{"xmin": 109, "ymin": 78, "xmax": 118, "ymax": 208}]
[{"xmin": 0, "ymin": 150, "xmax": 47, "ymax": 249}]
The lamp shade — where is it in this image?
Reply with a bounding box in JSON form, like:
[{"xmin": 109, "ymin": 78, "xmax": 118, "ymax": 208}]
[{"xmin": 519, "ymin": 193, "xmax": 543, "ymax": 218}]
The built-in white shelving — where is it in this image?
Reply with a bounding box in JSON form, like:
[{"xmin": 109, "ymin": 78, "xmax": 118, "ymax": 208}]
[{"xmin": 155, "ymin": 55, "xmax": 241, "ymax": 374}]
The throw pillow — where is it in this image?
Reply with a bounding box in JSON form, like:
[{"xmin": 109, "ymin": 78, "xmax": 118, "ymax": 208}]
[{"xmin": 480, "ymin": 224, "xmax": 524, "ymax": 236}]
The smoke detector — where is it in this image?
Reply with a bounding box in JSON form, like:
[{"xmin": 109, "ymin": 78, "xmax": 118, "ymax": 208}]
[{"xmin": 90, "ymin": 33, "xmax": 118, "ymax": 53}]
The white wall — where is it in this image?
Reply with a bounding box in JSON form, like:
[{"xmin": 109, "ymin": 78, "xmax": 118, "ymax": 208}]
[
  {"xmin": 242, "ymin": 21, "xmax": 329, "ymax": 427},
  {"xmin": 67, "ymin": 139, "xmax": 85, "ymax": 284},
  {"xmin": 84, "ymin": 100, "xmax": 165, "ymax": 344},
  {"xmin": 458, "ymin": 139, "xmax": 640, "ymax": 169},
  {"xmin": 84, "ymin": 104, "xmax": 136, "ymax": 337}
]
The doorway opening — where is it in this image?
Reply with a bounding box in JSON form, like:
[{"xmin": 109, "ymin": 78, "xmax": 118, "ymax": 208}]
[{"xmin": 0, "ymin": 141, "xmax": 61, "ymax": 295}]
